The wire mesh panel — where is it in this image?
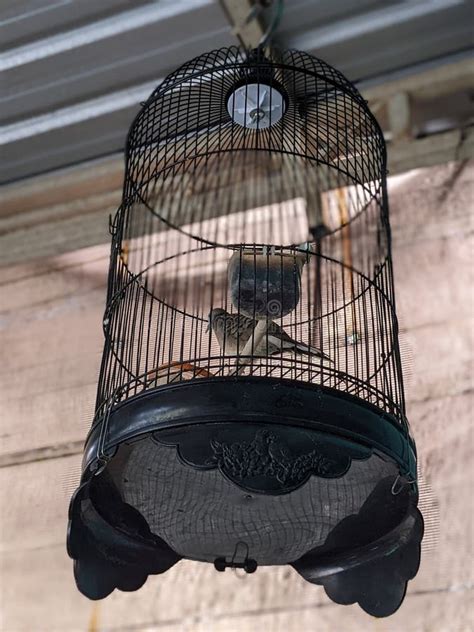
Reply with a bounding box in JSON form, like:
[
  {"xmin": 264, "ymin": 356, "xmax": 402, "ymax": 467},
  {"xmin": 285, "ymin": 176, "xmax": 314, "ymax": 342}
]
[{"xmin": 69, "ymin": 47, "xmax": 422, "ymax": 616}]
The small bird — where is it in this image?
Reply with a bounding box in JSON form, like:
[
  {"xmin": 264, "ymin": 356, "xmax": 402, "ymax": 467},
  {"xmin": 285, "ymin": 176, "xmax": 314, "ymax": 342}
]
[{"xmin": 207, "ymin": 308, "xmax": 332, "ymax": 361}]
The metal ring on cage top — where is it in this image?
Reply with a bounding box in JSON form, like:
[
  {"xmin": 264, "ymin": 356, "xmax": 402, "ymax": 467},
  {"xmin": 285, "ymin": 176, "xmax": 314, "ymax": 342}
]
[{"xmin": 227, "ymin": 83, "xmax": 286, "ymax": 128}]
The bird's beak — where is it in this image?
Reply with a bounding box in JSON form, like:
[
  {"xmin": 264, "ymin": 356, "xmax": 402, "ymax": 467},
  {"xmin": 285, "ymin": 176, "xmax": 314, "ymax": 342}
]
[{"xmin": 205, "ymin": 323, "xmax": 210, "ymax": 333}]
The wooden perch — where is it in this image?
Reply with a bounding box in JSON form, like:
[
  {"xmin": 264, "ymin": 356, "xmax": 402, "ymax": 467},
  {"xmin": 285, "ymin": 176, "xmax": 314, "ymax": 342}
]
[{"xmin": 145, "ymin": 361, "xmax": 214, "ymax": 387}]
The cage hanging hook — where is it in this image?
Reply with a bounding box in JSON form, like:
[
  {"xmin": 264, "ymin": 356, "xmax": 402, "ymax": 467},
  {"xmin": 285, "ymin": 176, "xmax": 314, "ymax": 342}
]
[
  {"xmin": 258, "ymin": 0, "xmax": 284, "ymax": 48},
  {"xmin": 231, "ymin": 540, "xmax": 250, "ymax": 565},
  {"xmin": 391, "ymin": 473, "xmax": 417, "ymax": 496},
  {"xmin": 231, "ymin": 541, "xmax": 251, "ymax": 580},
  {"xmin": 95, "ymin": 387, "xmax": 121, "ymax": 474},
  {"xmin": 214, "ymin": 541, "xmax": 257, "ymax": 574}
]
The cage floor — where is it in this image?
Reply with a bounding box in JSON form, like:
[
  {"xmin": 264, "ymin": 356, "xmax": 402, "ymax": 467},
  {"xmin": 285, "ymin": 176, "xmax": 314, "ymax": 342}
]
[{"xmin": 104, "ymin": 436, "xmax": 399, "ymax": 565}]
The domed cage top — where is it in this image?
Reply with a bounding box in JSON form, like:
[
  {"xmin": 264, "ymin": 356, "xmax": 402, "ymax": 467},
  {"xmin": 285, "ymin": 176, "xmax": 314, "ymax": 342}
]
[{"xmin": 68, "ymin": 47, "xmax": 423, "ymax": 617}]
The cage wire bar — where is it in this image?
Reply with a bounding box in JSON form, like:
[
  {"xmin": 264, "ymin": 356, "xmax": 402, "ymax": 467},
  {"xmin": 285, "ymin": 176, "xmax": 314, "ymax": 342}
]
[{"xmin": 68, "ymin": 47, "xmax": 423, "ymax": 616}]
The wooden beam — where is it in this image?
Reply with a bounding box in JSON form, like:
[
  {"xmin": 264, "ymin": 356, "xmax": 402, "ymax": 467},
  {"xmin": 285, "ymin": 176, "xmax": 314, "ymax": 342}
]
[
  {"xmin": 0, "ymin": 154, "xmax": 124, "ymax": 219},
  {"xmin": 387, "ymin": 92, "xmax": 412, "ymax": 142},
  {"xmin": 362, "ymin": 57, "xmax": 473, "ymax": 144},
  {"xmin": 388, "ymin": 127, "xmax": 474, "ymax": 175},
  {"xmin": 361, "ymin": 57, "xmax": 474, "ymax": 103},
  {"xmin": 0, "ymin": 441, "xmax": 86, "ymax": 469}
]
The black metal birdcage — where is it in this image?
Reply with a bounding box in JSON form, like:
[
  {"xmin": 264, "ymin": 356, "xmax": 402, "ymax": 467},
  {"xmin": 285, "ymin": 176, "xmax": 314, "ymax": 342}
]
[{"xmin": 68, "ymin": 47, "xmax": 423, "ymax": 617}]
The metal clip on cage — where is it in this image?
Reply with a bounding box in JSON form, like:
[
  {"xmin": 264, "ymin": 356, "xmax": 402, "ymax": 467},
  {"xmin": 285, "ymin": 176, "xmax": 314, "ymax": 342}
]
[{"xmin": 68, "ymin": 47, "xmax": 423, "ymax": 617}]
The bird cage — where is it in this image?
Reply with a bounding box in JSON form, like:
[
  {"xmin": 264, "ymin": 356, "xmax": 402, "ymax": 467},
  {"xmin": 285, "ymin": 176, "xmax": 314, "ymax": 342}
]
[{"xmin": 68, "ymin": 47, "xmax": 423, "ymax": 617}]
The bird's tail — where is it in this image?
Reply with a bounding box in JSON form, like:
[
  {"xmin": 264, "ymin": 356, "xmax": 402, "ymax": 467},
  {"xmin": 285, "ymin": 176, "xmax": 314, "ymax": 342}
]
[{"xmin": 294, "ymin": 342, "xmax": 333, "ymax": 362}]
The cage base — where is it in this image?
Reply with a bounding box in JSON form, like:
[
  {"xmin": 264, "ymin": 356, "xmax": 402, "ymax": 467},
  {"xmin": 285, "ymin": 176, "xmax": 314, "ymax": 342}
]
[
  {"xmin": 68, "ymin": 378, "xmax": 422, "ymax": 614},
  {"xmin": 68, "ymin": 457, "xmax": 423, "ymax": 615}
]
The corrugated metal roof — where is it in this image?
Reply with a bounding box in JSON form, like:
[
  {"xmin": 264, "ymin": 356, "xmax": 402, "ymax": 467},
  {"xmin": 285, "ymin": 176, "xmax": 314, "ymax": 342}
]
[{"xmin": 0, "ymin": 0, "xmax": 472, "ymax": 183}]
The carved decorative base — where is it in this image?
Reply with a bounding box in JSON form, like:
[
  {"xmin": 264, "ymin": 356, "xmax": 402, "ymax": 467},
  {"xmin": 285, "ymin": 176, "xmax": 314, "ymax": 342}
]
[
  {"xmin": 68, "ymin": 380, "xmax": 422, "ymax": 614},
  {"xmin": 154, "ymin": 423, "xmax": 371, "ymax": 494}
]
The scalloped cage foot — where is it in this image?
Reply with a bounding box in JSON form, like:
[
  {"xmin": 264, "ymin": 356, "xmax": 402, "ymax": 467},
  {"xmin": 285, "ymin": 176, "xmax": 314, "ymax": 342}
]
[
  {"xmin": 67, "ymin": 478, "xmax": 181, "ymax": 600},
  {"xmin": 291, "ymin": 477, "xmax": 424, "ymax": 617}
]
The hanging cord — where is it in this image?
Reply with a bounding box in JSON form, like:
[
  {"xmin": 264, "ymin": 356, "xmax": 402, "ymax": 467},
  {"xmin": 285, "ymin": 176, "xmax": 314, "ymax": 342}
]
[
  {"xmin": 229, "ymin": 0, "xmax": 284, "ymax": 49},
  {"xmin": 257, "ymin": 0, "xmax": 284, "ymax": 48}
]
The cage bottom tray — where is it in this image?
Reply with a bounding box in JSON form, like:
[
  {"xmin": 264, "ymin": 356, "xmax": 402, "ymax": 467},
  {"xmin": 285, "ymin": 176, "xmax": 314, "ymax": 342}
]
[{"xmin": 68, "ymin": 378, "xmax": 423, "ymax": 616}]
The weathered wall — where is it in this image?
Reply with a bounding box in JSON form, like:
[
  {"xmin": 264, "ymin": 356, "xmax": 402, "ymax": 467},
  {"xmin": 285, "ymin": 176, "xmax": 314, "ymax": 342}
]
[{"xmin": 0, "ymin": 162, "xmax": 472, "ymax": 631}]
